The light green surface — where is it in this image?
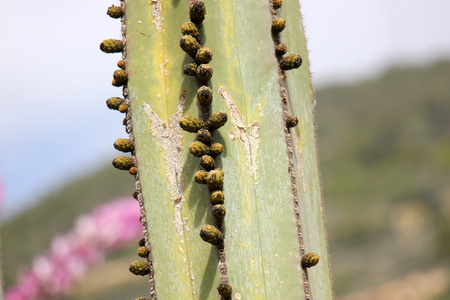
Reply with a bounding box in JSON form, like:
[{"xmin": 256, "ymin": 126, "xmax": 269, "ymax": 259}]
[{"xmin": 125, "ymin": 0, "xmax": 331, "ymax": 299}]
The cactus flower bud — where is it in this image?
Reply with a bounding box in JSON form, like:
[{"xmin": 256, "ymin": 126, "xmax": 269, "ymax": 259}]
[
  {"xmin": 207, "ymin": 111, "xmax": 228, "ymax": 131},
  {"xmin": 286, "ymin": 116, "xmax": 299, "ymax": 128},
  {"xmin": 117, "ymin": 60, "xmax": 126, "ymax": 70},
  {"xmin": 209, "ymin": 143, "xmax": 224, "ymax": 156},
  {"xmin": 301, "ymin": 252, "xmax": 320, "ymax": 268},
  {"xmin": 113, "ymin": 69, "xmax": 128, "ymax": 86},
  {"xmin": 272, "ymin": 0, "xmax": 283, "ymax": 9},
  {"xmin": 129, "ymin": 261, "xmax": 151, "ymax": 276},
  {"xmin": 129, "ymin": 167, "xmax": 138, "ymax": 175},
  {"xmin": 118, "ymin": 103, "xmax": 129, "ymax": 113},
  {"xmin": 272, "ymin": 18, "xmax": 286, "ymax": 33},
  {"xmin": 180, "ymin": 115, "xmax": 205, "ymax": 132},
  {"xmin": 196, "ymin": 47, "xmax": 213, "ymax": 64},
  {"xmin": 180, "ymin": 35, "xmax": 200, "ymax": 57},
  {"xmin": 197, "ymin": 85, "xmax": 213, "ymax": 106},
  {"xmin": 210, "ymin": 190, "xmax": 225, "ymax": 205},
  {"xmin": 196, "ymin": 64, "xmax": 213, "ymax": 82},
  {"xmin": 200, "ymin": 224, "xmax": 223, "ymax": 245},
  {"xmin": 114, "ymin": 138, "xmax": 134, "ymax": 152},
  {"xmin": 217, "ymin": 282, "xmax": 233, "ymax": 297},
  {"xmin": 137, "ymin": 246, "xmax": 150, "ymax": 258},
  {"xmin": 107, "ymin": 5, "xmax": 124, "ymax": 18},
  {"xmin": 211, "ymin": 204, "xmax": 226, "ymax": 219},
  {"xmin": 112, "ymin": 156, "xmax": 135, "ymax": 170},
  {"xmin": 181, "ymin": 22, "xmax": 199, "ymax": 39},
  {"xmin": 183, "ymin": 62, "xmax": 198, "ymax": 76},
  {"xmin": 189, "ymin": 141, "xmax": 209, "ymax": 157},
  {"xmin": 197, "ymin": 128, "xmax": 213, "ymax": 145},
  {"xmin": 200, "ymin": 155, "xmax": 215, "ymax": 170},
  {"xmin": 106, "ymin": 97, "xmax": 124, "ymax": 110},
  {"xmin": 275, "ymin": 43, "xmax": 287, "ymax": 55},
  {"xmin": 206, "ymin": 169, "xmax": 224, "ymax": 190},
  {"xmin": 280, "ymin": 54, "xmax": 302, "ymax": 70},
  {"xmin": 190, "ymin": 0, "xmax": 206, "ymax": 24},
  {"xmin": 100, "ymin": 39, "xmax": 124, "ymax": 53},
  {"xmin": 194, "ymin": 170, "xmax": 208, "ymax": 184}
]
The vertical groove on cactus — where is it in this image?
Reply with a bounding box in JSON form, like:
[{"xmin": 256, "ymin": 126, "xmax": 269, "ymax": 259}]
[
  {"xmin": 269, "ymin": 1, "xmax": 311, "ymax": 298},
  {"xmin": 119, "ymin": 0, "xmax": 157, "ymax": 298},
  {"xmin": 179, "ymin": 2, "xmax": 233, "ymax": 298}
]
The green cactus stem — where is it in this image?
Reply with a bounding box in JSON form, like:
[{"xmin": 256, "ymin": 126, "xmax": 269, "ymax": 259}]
[{"xmin": 102, "ymin": 0, "xmax": 333, "ymax": 298}]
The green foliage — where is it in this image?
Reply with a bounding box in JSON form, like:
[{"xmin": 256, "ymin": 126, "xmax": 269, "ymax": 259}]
[{"xmin": 316, "ymin": 60, "xmax": 450, "ymax": 298}]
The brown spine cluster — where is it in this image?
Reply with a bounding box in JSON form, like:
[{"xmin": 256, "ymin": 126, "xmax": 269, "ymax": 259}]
[
  {"xmin": 101, "ymin": 2, "xmax": 156, "ymax": 299},
  {"xmin": 179, "ymin": 1, "xmax": 232, "ymax": 298}
]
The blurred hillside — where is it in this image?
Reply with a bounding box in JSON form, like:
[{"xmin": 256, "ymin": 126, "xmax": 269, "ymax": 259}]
[{"xmin": 3, "ymin": 61, "xmax": 450, "ymax": 299}]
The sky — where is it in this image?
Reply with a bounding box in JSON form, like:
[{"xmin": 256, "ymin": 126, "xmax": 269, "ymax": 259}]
[{"xmin": 1, "ymin": 0, "xmax": 450, "ymax": 219}]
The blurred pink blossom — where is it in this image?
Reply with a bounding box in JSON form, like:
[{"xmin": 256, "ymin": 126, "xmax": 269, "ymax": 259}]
[{"xmin": 5, "ymin": 198, "xmax": 142, "ymax": 300}]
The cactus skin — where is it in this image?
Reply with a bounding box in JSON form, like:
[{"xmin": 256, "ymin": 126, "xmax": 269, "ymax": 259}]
[{"xmin": 114, "ymin": 0, "xmax": 333, "ymax": 299}]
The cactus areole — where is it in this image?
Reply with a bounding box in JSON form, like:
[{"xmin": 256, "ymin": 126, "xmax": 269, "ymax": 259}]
[{"xmin": 101, "ymin": 0, "xmax": 332, "ymax": 299}]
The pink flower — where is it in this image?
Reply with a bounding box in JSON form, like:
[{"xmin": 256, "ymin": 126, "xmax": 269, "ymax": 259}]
[{"xmin": 5, "ymin": 198, "xmax": 142, "ymax": 300}]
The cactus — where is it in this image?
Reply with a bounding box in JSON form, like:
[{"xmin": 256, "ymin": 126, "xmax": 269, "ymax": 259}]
[{"xmin": 102, "ymin": 0, "xmax": 332, "ymax": 299}]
